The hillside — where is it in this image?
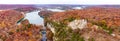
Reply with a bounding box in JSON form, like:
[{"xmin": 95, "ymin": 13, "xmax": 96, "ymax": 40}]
[
  {"xmin": 0, "ymin": 10, "xmax": 43, "ymax": 41},
  {"xmin": 45, "ymin": 7, "xmax": 120, "ymax": 41}
]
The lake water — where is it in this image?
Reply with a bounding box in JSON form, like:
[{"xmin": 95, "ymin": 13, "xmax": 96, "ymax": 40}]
[
  {"xmin": 25, "ymin": 11, "xmax": 44, "ymax": 25},
  {"xmin": 47, "ymin": 8, "xmax": 65, "ymax": 12},
  {"xmin": 25, "ymin": 11, "xmax": 46, "ymax": 41}
]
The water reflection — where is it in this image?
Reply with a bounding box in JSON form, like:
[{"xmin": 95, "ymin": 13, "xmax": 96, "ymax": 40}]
[{"xmin": 25, "ymin": 11, "xmax": 44, "ymax": 26}]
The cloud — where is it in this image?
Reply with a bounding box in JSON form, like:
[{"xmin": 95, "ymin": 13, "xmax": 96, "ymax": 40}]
[{"xmin": 0, "ymin": 0, "xmax": 120, "ymax": 4}]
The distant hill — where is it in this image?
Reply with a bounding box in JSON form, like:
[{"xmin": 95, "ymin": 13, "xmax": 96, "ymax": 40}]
[
  {"xmin": 0, "ymin": 4, "xmax": 35, "ymax": 10},
  {"xmin": 0, "ymin": 4, "xmax": 120, "ymax": 10}
]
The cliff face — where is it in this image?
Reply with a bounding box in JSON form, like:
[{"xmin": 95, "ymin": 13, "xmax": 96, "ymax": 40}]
[{"xmin": 45, "ymin": 7, "xmax": 120, "ymax": 41}]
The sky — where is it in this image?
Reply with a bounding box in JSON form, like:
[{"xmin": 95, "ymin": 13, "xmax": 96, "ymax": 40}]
[{"xmin": 0, "ymin": 0, "xmax": 120, "ymax": 5}]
